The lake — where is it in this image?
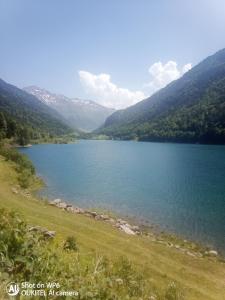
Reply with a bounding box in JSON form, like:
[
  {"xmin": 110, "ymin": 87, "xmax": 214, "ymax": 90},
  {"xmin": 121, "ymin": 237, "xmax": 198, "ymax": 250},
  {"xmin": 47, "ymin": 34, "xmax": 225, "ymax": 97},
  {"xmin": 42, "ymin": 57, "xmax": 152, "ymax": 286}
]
[{"xmin": 20, "ymin": 140, "xmax": 225, "ymax": 253}]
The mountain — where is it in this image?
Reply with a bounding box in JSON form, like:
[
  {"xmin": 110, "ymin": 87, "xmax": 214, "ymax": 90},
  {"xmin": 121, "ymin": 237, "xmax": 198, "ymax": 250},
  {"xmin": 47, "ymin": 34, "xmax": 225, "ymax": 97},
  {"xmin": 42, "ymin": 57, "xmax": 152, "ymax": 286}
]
[
  {"xmin": 23, "ymin": 86, "xmax": 115, "ymax": 132},
  {"xmin": 0, "ymin": 78, "xmax": 73, "ymax": 142},
  {"xmin": 98, "ymin": 48, "xmax": 225, "ymax": 144}
]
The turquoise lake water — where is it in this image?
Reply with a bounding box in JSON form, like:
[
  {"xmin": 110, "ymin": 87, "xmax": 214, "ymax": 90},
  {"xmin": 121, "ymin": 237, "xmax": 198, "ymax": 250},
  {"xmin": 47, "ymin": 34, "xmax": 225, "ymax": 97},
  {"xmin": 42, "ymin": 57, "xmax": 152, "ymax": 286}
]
[{"xmin": 20, "ymin": 140, "xmax": 225, "ymax": 253}]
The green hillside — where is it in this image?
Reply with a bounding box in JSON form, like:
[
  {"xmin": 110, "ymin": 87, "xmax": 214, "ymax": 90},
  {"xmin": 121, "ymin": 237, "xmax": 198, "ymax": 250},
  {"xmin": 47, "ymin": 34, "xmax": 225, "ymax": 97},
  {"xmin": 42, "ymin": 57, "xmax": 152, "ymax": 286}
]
[
  {"xmin": 98, "ymin": 48, "xmax": 225, "ymax": 144},
  {"xmin": 0, "ymin": 79, "xmax": 74, "ymax": 144}
]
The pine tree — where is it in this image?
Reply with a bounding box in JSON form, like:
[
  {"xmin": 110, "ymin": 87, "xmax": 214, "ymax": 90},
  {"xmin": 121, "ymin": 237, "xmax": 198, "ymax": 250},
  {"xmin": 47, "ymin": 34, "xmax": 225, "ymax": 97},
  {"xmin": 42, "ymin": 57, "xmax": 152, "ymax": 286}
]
[{"xmin": 0, "ymin": 112, "xmax": 7, "ymax": 138}]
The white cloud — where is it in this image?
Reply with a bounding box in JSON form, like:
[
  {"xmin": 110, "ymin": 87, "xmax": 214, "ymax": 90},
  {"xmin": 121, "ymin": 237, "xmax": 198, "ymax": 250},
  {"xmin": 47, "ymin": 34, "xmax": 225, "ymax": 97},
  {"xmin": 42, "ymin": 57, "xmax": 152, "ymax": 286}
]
[
  {"xmin": 182, "ymin": 63, "xmax": 192, "ymax": 74},
  {"xmin": 144, "ymin": 61, "xmax": 192, "ymax": 95},
  {"xmin": 79, "ymin": 61, "xmax": 192, "ymax": 109},
  {"xmin": 79, "ymin": 71, "xmax": 145, "ymax": 109}
]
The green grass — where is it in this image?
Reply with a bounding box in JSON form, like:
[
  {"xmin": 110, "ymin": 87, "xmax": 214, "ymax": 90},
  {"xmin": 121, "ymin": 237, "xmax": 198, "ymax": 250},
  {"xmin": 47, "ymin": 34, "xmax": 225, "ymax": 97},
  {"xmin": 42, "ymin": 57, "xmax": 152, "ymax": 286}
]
[{"xmin": 0, "ymin": 156, "xmax": 224, "ymax": 300}]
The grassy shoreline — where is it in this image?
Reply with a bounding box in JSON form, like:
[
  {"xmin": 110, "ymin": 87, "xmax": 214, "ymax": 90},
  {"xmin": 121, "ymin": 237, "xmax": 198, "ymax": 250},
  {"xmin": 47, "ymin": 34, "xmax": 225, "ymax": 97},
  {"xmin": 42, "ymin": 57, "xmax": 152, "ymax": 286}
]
[{"xmin": 0, "ymin": 150, "xmax": 225, "ymax": 299}]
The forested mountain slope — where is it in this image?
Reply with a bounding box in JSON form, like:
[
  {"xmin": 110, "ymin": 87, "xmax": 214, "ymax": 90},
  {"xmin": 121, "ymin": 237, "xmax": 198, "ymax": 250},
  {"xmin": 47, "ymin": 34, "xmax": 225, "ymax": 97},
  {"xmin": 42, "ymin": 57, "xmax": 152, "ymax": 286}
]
[
  {"xmin": 99, "ymin": 48, "xmax": 225, "ymax": 144},
  {"xmin": 0, "ymin": 79, "xmax": 74, "ymax": 143}
]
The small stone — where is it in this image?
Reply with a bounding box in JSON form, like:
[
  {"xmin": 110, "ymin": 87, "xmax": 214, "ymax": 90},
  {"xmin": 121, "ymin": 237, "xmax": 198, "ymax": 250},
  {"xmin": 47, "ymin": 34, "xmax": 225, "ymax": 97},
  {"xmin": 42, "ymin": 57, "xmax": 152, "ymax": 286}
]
[
  {"xmin": 57, "ymin": 202, "xmax": 68, "ymax": 209},
  {"xmin": 117, "ymin": 219, "xmax": 127, "ymax": 225},
  {"xmin": 208, "ymin": 250, "xmax": 218, "ymax": 256},
  {"xmin": 187, "ymin": 251, "xmax": 196, "ymax": 257},
  {"xmin": 43, "ymin": 230, "xmax": 56, "ymax": 238},
  {"xmin": 100, "ymin": 214, "xmax": 110, "ymax": 221},
  {"xmin": 89, "ymin": 211, "xmax": 98, "ymax": 217},
  {"xmin": 53, "ymin": 198, "xmax": 62, "ymax": 204},
  {"xmin": 107, "ymin": 218, "xmax": 116, "ymax": 224},
  {"xmin": 131, "ymin": 225, "xmax": 140, "ymax": 232},
  {"xmin": 119, "ymin": 224, "xmax": 136, "ymax": 235},
  {"xmin": 28, "ymin": 226, "xmax": 42, "ymax": 232}
]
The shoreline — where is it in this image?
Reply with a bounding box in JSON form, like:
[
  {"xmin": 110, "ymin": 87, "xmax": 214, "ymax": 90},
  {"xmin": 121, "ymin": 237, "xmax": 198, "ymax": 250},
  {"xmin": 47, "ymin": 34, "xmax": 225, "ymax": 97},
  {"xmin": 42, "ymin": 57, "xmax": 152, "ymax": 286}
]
[{"xmin": 46, "ymin": 197, "xmax": 220, "ymax": 260}]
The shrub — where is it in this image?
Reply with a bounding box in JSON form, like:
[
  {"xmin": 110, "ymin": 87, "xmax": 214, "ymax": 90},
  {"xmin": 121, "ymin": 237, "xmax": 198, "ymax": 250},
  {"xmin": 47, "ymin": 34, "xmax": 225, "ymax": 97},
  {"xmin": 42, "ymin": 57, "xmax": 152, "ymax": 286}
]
[
  {"xmin": 0, "ymin": 146, "xmax": 35, "ymax": 175},
  {"xmin": 63, "ymin": 236, "xmax": 78, "ymax": 251},
  {"xmin": 17, "ymin": 170, "xmax": 31, "ymax": 188}
]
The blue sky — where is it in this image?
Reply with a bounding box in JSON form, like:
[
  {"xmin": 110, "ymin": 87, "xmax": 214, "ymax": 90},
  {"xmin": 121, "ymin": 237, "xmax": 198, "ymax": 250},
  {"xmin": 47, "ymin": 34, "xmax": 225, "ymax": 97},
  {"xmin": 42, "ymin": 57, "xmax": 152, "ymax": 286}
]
[{"xmin": 1, "ymin": 0, "xmax": 225, "ymax": 108}]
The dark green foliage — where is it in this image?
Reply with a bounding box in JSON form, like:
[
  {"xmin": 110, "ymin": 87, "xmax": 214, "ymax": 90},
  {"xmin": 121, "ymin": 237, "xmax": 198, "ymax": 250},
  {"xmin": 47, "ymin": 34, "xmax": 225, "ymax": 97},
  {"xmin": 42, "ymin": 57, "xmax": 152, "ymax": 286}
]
[
  {"xmin": 63, "ymin": 236, "xmax": 78, "ymax": 251},
  {"xmin": 98, "ymin": 48, "xmax": 225, "ymax": 144},
  {"xmin": 0, "ymin": 78, "xmax": 74, "ymax": 144},
  {"xmin": 0, "ymin": 145, "xmax": 35, "ymax": 189},
  {"xmin": 0, "ymin": 209, "xmax": 46, "ymax": 281},
  {"xmin": 0, "ymin": 146, "xmax": 35, "ymax": 175}
]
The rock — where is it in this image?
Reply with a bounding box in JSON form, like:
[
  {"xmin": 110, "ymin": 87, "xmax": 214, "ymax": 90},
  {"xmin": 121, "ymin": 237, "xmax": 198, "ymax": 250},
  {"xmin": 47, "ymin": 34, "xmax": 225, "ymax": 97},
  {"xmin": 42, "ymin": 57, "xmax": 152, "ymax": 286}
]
[
  {"xmin": 107, "ymin": 218, "xmax": 116, "ymax": 224},
  {"xmin": 100, "ymin": 214, "xmax": 110, "ymax": 221},
  {"xmin": 28, "ymin": 226, "xmax": 55, "ymax": 238},
  {"xmin": 89, "ymin": 211, "xmax": 98, "ymax": 217},
  {"xmin": 130, "ymin": 225, "xmax": 140, "ymax": 232},
  {"xmin": 84, "ymin": 212, "xmax": 93, "ymax": 217},
  {"xmin": 208, "ymin": 250, "xmax": 218, "ymax": 256},
  {"xmin": 186, "ymin": 251, "xmax": 196, "ymax": 258},
  {"xmin": 119, "ymin": 224, "xmax": 136, "ymax": 235},
  {"xmin": 56, "ymin": 202, "xmax": 68, "ymax": 209},
  {"xmin": 50, "ymin": 198, "xmax": 62, "ymax": 205},
  {"xmin": 43, "ymin": 230, "xmax": 56, "ymax": 238},
  {"xmin": 28, "ymin": 226, "xmax": 43, "ymax": 232},
  {"xmin": 66, "ymin": 206, "xmax": 75, "ymax": 212},
  {"xmin": 74, "ymin": 207, "xmax": 85, "ymax": 214},
  {"xmin": 117, "ymin": 219, "xmax": 127, "ymax": 225}
]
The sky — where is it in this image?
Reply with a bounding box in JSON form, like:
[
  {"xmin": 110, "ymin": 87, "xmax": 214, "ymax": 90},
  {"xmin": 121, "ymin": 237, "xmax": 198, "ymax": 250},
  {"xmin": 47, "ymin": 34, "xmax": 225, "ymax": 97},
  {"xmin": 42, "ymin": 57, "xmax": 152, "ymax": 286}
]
[{"xmin": 0, "ymin": 0, "xmax": 225, "ymax": 109}]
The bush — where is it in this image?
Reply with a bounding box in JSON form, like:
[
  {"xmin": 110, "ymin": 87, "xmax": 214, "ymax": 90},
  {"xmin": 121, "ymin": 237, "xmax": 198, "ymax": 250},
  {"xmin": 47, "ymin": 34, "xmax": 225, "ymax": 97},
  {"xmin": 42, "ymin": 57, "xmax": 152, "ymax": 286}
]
[
  {"xmin": 0, "ymin": 146, "xmax": 35, "ymax": 175},
  {"xmin": 17, "ymin": 170, "xmax": 31, "ymax": 188},
  {"xmin": 0, "ymin": 145, "xmax": 35, "ymax": 188},
  {"xmin": 63, "ymin": 236, "xmax": 78, "ymax": 251}
]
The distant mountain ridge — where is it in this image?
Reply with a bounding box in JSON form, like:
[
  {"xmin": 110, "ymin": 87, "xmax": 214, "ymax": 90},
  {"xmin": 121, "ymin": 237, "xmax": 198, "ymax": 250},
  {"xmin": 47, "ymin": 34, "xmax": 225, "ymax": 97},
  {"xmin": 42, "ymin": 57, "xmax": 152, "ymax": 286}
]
[
  {"xmin": 98, "ymin": 48, "xmax": 225, "ymax": 144},
  {"xmin": 24, "ymin": 86, "xmax": 115, "ymax": 132}
]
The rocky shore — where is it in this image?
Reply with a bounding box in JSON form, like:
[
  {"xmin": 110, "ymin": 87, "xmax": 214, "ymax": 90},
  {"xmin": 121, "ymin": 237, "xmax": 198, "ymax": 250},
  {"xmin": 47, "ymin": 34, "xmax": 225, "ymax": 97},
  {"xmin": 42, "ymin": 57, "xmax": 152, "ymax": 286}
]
[
  {"xmin": 11, "ymin": 186, "xmax": 220, "ymax": 259},
  {"xmin": 49, "ymin": 198, "xmax": 141, "ymax": 235},
  {"xmin": 49, "ymin": 198, "xmax": 219, "ymax": 259}
]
